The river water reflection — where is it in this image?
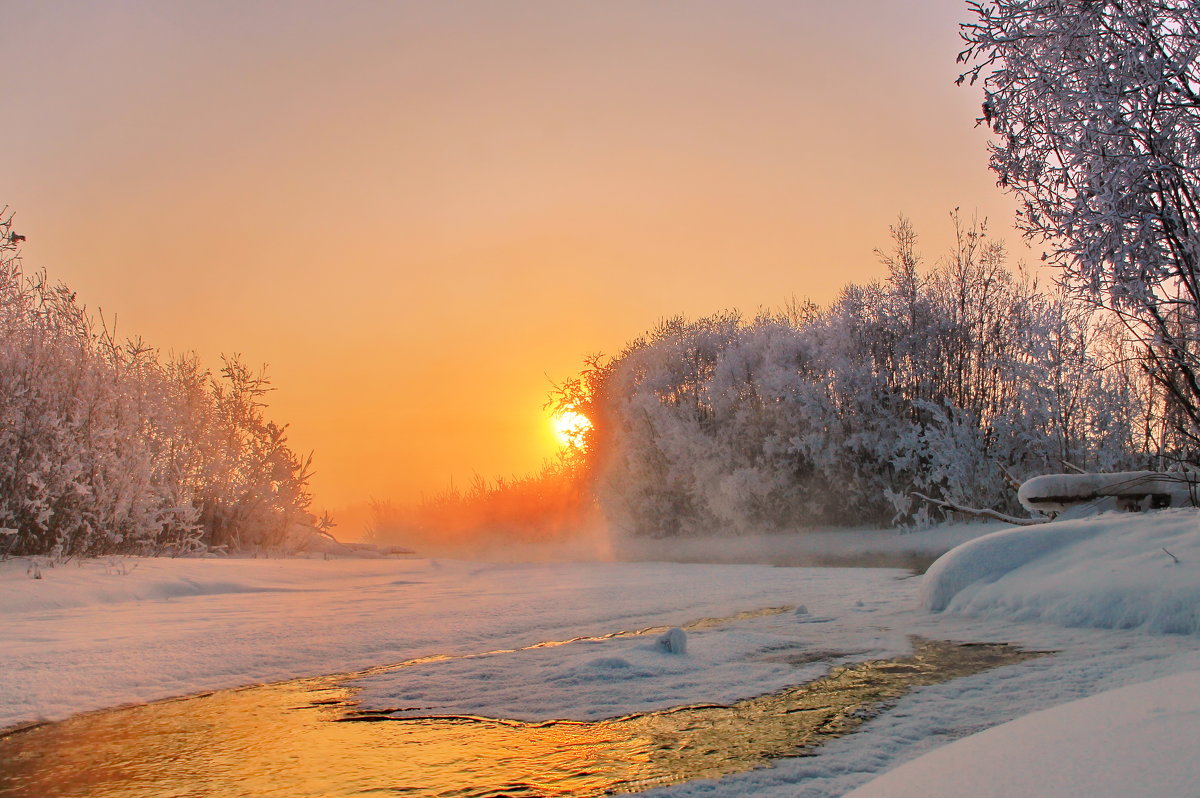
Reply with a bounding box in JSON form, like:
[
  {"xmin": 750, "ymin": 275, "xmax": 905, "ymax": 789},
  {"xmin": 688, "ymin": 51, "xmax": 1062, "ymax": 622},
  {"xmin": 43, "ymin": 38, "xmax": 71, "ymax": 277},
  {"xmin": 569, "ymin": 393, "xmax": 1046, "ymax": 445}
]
[{"xmin": 0, "ymin": 638, "xmax": 1040, "ymax": 797}]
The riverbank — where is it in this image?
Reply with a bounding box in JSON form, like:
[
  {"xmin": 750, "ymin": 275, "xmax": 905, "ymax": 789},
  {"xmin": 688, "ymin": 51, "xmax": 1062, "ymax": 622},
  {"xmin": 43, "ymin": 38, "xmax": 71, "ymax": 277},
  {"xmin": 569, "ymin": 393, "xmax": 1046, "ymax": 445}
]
[
  {"xmin": 836, "ymin": 508, "xmax": 1200, "ymax": 798},
  {"xmin": 3, "ymin": 512, "xmax": 1199, "ymax": 796}
]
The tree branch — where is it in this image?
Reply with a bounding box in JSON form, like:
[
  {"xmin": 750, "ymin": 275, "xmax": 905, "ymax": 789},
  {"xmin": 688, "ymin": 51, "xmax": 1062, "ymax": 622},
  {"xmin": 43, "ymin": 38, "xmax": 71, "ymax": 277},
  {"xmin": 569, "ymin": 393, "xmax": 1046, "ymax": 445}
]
[{"xmin": 911, "ymin": 492, "xmax": 1048, "ymax": 526}]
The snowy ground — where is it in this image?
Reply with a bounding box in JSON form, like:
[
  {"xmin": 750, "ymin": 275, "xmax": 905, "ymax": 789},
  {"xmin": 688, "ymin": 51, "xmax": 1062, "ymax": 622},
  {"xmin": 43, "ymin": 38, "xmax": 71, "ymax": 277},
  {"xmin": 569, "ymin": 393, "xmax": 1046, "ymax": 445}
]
[
  {"xmin": 0, "ymin": 553, "xmax": 911, "ymax": 731},
  {"xmin": 650, "ymin": 509, "xmax": 1200, "ymax": 797},
  {"xmin": 844, "ymin": 670, "xmax": 1200, "ymax": 798},
  {"xmin": 3, "ymin": 511, "xmax": 1200, "ymax": 796}
]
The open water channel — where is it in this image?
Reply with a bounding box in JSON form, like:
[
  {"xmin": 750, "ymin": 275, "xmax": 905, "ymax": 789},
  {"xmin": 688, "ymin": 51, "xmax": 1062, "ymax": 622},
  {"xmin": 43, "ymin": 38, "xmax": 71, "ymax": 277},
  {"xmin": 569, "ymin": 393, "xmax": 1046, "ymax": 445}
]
[{"xmin": 0, "ymin": 624, "xmax": 1039, "ymax": 798}]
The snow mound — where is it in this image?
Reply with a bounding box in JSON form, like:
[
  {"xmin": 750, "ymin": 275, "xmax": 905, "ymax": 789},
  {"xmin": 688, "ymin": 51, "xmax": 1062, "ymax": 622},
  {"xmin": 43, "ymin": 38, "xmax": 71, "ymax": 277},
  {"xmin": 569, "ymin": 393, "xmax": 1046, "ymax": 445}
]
[
  {"xmin": 657, "ymin": 627, "xmax": 687, "ymax": 654},
  {"xmin": 922, "ymin": 509, "xmax": 1200, "ymax": 634},
  {"xmin": 845, "ymin": 670, "xmax": 1200, "ymax": 798},
  {"xmin": 919, "ymin": 519, "xmax": 1109, "ymax": 612}
]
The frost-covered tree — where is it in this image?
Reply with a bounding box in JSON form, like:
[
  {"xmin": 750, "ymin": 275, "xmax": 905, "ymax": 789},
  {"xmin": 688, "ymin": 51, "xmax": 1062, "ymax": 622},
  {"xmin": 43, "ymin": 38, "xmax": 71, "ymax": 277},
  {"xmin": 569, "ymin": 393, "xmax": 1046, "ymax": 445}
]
[
  {"xmin": 0, "ymin": 210, "xmax": 320, "ymax": 556},
  {"xmin": 958, "ymin": 0, "xmax": 1200, "ymax": 452},
  {"xmin": 558, "ymin": 214, "xmax": 1146, "ymax": 536}
]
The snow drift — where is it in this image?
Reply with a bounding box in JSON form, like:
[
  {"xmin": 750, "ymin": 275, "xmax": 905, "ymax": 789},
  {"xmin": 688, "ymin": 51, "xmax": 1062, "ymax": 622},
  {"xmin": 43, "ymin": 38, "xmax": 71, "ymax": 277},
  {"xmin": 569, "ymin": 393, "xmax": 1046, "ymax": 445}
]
[{"xmin": 921, "ymin": 509, "xmax": 1200, "ymax": 635}]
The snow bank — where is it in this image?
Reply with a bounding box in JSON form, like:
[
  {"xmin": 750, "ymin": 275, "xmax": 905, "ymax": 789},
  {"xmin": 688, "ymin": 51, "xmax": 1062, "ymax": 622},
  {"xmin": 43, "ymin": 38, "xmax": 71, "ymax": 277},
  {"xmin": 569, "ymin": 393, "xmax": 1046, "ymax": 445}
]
[
  {"xmin": 845, "ymin": 670, "xmax": 1200, "ymax": 798},
  {"xmin": 919, "ymin": 520, "xmax": 1110, "ymax": 612},
  {"xmin": 922, "ymin": 509, "xmax": 1200, "ymax": 634}
]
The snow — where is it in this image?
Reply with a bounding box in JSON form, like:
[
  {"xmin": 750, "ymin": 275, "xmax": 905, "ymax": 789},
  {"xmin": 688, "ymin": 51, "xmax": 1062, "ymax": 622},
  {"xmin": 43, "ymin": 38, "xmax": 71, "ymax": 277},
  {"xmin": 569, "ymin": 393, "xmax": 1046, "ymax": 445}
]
[
  {"xmin": 347, "ymin": 602, "xmax": 910, "ymax": 723},
  {"xmin": 657, "ymin": 626, "xmax": 687, "ymax": 654},
  {"xmin": 1018, "ymin": 471, "xmax": 1198, "ymax": 513},
  {"xmin": 0, "ymin": 554, "xmax": 907, "ymax": 731},
  {"xmin": 3, "ymin": 511, "xmax": 1200, "ymax": 796},
  {"xmin": 921, "ymin": 509, "xmax": 1200, "ymax": 634},
  {"xmin": 919, "ymin": 517, "xmax": 1111, "ymax": 613},
  {"xmin": 845, "ymin": 670, "xmax": 1200, "ymax": 798}
]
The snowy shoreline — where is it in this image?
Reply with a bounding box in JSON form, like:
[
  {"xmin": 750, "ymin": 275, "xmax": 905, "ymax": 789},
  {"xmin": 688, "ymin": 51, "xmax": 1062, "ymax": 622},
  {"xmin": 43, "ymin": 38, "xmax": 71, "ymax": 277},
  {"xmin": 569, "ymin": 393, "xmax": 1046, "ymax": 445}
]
[{"xmin": 3, "ymin": 511, "xmax": 1200, "ymax": 796}]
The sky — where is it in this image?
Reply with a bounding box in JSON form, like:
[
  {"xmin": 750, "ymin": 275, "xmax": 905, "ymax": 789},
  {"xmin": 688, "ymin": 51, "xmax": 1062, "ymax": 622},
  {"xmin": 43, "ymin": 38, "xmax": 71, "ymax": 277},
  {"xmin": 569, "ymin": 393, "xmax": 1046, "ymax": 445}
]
[{"xmin": 0, "ymin": 1, "xmax": 1025, "ymax": 534}]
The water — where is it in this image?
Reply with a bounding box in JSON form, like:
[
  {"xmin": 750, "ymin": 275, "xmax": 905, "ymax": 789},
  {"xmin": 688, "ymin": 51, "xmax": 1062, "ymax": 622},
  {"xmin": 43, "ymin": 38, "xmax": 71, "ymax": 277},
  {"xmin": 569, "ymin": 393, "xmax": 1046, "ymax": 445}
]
[{"xmin": 0, "ymin": 637, "xmax": 1039, "ymax": 797}]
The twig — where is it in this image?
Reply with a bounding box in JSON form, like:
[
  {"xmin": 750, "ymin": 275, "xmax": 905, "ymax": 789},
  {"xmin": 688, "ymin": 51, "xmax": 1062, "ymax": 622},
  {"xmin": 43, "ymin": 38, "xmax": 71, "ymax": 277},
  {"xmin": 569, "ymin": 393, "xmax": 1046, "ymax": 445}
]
[
  {"xmin": 998, "ymin": 463, "xmax": 1023, "ymax": 491},
  {"xmin": 1162, "ymin": 547, "xmax": 1181, "ymax": 564},
  {"xmin": 912, "ymin": 492, "xmax": 1049, "ymax": 526}
]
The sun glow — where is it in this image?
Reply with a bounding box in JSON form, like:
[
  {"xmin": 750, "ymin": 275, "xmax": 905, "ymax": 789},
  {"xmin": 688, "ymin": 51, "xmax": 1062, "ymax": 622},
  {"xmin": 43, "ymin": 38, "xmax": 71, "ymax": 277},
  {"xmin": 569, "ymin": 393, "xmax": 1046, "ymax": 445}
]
[{"xmin": 550, "ymin": 410, "xmax": 592, "ymax": 449}]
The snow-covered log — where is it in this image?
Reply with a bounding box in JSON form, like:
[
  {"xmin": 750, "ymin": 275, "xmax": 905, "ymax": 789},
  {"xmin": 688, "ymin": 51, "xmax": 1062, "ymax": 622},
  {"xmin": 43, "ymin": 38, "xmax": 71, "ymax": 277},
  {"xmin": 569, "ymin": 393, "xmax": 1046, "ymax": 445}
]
[{"xmin": 1018, "ymin": 472, "xmax": 1199, "ymax": 515}]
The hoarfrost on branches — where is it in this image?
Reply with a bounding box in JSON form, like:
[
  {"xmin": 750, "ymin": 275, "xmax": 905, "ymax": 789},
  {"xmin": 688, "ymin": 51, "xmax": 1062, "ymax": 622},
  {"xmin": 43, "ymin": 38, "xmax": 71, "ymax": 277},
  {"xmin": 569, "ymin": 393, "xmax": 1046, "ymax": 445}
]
[
  {"xmin": 959, "ymin": 0, "xmax": 1200, "ymax": 450},
  {"xmin": 557, "ymin": 214, "xmax": 1149, "ymax": 536},
  {"xmin": 0, "ymin": 211, "xmax": 319, "ymax": 557}
]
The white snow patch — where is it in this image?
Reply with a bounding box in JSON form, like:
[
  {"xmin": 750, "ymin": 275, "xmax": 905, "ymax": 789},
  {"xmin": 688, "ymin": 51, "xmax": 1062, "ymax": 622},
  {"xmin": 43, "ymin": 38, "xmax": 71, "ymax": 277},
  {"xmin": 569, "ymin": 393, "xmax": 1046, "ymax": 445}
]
[
  {"xmin": 846, "ymin": 670, "xmax": 1200, "ymax": 798},
  {"xmin": 921, "ymin": 509, "xmax": 1200, "ymax": 635}
]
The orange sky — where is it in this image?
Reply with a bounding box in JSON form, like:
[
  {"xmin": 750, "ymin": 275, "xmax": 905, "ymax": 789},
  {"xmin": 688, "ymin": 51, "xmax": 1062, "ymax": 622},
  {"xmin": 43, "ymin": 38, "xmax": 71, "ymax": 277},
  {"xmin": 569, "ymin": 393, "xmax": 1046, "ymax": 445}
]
[{"xmin": 0, "ymin": 1, "xmax": 1025, "ymax": 535}]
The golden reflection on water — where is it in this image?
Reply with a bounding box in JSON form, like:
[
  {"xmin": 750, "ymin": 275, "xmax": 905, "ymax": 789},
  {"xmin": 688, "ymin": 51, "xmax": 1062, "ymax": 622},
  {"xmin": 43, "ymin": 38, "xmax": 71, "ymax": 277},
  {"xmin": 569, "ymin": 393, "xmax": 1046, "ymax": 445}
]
[{"xmin": 0, "ymin": 639, "xmax": 1039, "ymax": 798}]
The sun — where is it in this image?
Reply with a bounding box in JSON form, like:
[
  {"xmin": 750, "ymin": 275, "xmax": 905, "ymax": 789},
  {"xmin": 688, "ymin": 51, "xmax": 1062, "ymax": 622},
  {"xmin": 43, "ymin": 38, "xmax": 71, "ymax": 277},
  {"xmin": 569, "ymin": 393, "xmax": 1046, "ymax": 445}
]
[{"xmin": 551, "ymin": 409, "xmax": 592, "ymax": 449}]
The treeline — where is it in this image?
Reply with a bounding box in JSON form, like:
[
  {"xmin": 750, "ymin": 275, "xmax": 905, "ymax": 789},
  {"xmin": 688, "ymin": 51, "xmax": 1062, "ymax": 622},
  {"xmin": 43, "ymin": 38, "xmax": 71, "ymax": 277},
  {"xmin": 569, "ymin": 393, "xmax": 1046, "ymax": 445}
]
[
  {"xmin": 555, "ymin": 214, "xmax": 1167, "ymax": 537},
  {"xmin": 367, "ymin": 457, "xmax": 594, "ymax": 555},
  {"xmin": 0, "ymin": 215, "xmax": 320, "ymax": 557}
]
